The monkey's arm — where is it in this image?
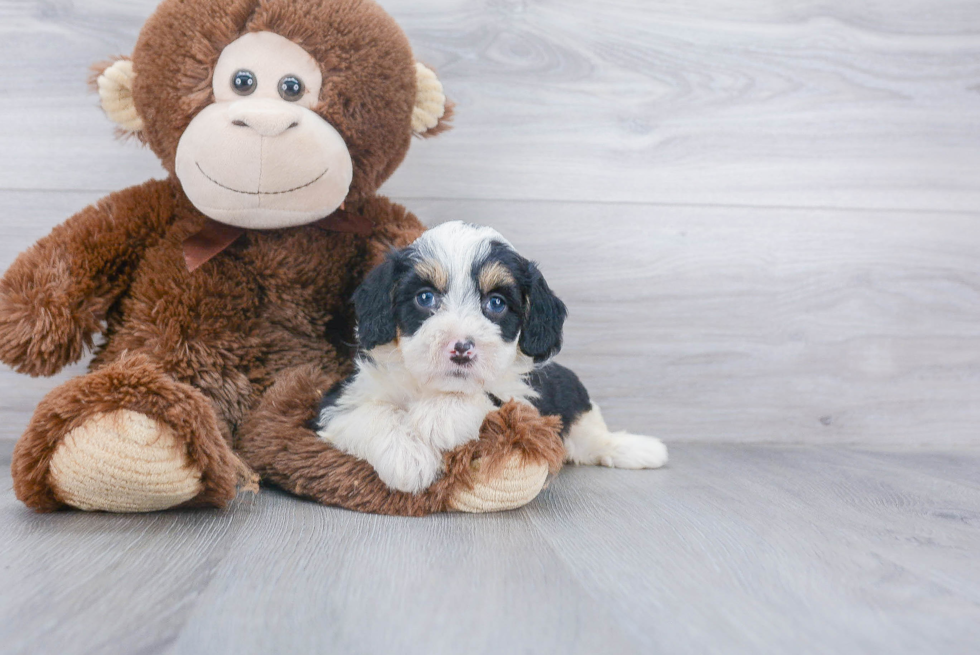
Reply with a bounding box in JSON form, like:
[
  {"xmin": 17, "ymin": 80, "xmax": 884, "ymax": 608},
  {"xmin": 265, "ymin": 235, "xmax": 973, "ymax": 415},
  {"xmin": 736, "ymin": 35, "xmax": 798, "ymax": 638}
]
[
  {"xmin": 0, "ymin": 179, "xmax": 177, "ymax": 376},
  {"xmin": 238, "ymin": 365, "xmax": 566, "ymax": 516}
]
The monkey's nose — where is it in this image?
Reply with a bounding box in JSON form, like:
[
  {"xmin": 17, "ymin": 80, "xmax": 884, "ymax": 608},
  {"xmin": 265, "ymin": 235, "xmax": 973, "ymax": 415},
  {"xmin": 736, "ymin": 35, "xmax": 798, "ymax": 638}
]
[{"xmin": 228, "ymin": 99, "xmax": 302, "ymax": 137}]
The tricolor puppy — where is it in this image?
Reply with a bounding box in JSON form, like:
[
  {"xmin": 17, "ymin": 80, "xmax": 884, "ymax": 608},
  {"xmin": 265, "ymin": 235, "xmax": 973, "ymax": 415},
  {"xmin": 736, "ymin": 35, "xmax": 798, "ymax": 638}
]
[{"xmin": 316, "ymin": 221, "xmax": 668, "ymax": 493}]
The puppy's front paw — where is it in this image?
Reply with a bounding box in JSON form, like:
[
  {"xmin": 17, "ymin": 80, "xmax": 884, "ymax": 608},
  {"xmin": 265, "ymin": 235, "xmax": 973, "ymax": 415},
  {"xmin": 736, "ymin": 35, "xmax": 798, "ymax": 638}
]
[
  {"xmin": 408, "ymin": 395, "xmax": 491, "ymax": 452},
  {"xmin": 600, "ymin": 433, "xmax": 669, "ymax": 469},
  {"xmin": 373, "ymin": 443, "xmax": 444, "ymax": 494}
]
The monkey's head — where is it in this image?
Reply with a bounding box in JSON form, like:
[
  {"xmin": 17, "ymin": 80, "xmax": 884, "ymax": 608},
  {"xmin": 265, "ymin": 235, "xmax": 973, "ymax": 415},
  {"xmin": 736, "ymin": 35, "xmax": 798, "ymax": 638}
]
[{"xmin": 95, "ymin": 0, "xmax": 451, "ymax": 229}]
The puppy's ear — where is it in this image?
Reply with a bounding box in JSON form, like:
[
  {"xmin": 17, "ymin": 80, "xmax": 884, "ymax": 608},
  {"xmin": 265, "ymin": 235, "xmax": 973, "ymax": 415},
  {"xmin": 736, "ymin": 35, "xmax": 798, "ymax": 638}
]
[
  {"xmin": 353, "ymin": 253, "xmax": 402, "ymax": 350},
  {"xmin": 519, "ymin": 262, "xmax": 568, "ymax": 362}
]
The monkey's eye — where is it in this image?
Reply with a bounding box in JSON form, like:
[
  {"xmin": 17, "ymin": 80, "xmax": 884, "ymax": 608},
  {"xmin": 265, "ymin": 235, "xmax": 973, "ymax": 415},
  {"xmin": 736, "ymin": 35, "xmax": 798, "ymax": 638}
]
[
  {"xmin": 232, "ymin": 70, "xmax": 256, "ymax": 96},
  {"xmin": 484, "ymin": 294, "xmax": 508, "ymax": 316},
  {"xmin": 415, "ymin": 289, "xmax": 439, "ymax": 310},
  {"xmin": 278, "ymin": 75, "xmax": 304, "ymax": 101}
]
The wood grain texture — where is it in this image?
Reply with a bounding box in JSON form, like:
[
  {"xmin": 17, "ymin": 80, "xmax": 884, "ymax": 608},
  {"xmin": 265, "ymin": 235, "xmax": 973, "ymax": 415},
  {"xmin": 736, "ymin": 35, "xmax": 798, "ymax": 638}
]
[
  {"xmin": 1, "ymin": 1, "xmax": 979, "ymax": 211},
  {"xmin": 527, "ymin": 445, "xmax": 980, "ymax": 654},
  {"xmin": 2, "ymin": 442, "xmax": 978, "ymax": 654},
  {"xmin": 407, "ymin": 199, "xmax": 980, "ymax": 446},
  {"xmin": 1, "ymin": 192, "xmax": 978, "ymax": 446}
]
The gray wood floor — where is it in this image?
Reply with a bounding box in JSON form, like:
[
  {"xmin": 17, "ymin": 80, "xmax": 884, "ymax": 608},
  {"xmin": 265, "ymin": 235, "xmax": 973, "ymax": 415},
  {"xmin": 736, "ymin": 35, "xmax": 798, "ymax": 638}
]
[
  {"xmin": 2, "ymin": 0, "xmax": 979, "ymax": 653},
  {"xmin": 2, "ymin": 440, "xmax": 979, "ymax": 655}
]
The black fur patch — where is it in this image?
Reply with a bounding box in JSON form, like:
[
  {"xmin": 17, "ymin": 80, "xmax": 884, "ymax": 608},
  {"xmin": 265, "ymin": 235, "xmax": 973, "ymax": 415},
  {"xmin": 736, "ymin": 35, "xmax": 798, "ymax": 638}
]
[
  {"xmin": 351, "ymin": 252, "xmax": 405, "ymax": 350},
  {"xmin": 526, "ymin": 362, "xmax": 592, "ymax": 437},
  {"xmin": 476, "ymin": 241, "xmax": 567, "ymax": 359},
  {"xmin": 519, "ymin": 261, "xmax": 567, "ymax": 363},
  {"xmin": 472, "ymin": 242, "xmax": 524, "ymax": 342},
  {"xmin": 310, "ymin": 373, "xmax": 356, "ymax": 430},
  {"xmin": 392, "ymin": 266, "xmax": 438, "ymax": 338},
  {"xmin": 353, "ymin": 246, "xmax": 451, "ymax": 347}
]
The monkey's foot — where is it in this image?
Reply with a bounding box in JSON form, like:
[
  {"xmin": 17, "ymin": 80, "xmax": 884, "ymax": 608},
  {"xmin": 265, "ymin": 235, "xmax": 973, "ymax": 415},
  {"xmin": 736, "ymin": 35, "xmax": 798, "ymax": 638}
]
[
  {"xmin": 13, "ymin": 353, "xmax": 247, "ymax": 513},
  {"xmin": 448, "ymin": 453, "xmax": 550, "ymax": 513},
  {"xmin": 48, "ymin": 410, "xmax": 204, "ymax": 512}
]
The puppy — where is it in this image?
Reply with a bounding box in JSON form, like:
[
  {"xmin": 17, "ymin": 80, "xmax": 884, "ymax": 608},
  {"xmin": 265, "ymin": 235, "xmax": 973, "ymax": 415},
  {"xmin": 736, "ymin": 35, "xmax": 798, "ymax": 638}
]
[{"xmin": 316, "ymin": 221, "xmax": 667, "ymax": 493}]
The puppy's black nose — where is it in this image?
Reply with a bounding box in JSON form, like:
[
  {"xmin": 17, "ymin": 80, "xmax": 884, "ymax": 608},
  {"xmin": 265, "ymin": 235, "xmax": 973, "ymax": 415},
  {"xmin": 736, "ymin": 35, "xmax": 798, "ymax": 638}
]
[
  {"xmin": 450, "ymin": 340, "xmax": 475, "ymax": 365},
  {"xmin": 452, "ymin": 340, "xmax": 475, "ymax": 355}
]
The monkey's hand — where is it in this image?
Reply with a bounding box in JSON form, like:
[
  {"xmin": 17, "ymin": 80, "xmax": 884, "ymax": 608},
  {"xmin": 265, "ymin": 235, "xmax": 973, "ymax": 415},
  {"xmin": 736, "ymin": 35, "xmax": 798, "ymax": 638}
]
[
  {"xmin": 0, "ymin": 254, "xmax": 102, "ymax": 377},
  {"xmin": 0, "ymin": 180, "xmax": 176, "ymax": 377},
  {"xmin": 445, "ymin": 401, "xmax": 566, "ymax": 513}
]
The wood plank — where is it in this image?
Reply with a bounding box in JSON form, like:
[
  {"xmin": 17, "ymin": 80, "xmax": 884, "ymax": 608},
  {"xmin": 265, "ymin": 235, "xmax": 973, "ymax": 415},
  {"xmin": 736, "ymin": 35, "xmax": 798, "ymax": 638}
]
[
  {"xmin": 1, "ymin": 444, "xmax": 978, "ymax": 654},
  {"xmin": 1, "ymin": 1, "xmax": 979, "ymax": 211},
  {"xmin": 1, "ymin": 191, "xmax": 979, "ymax": 446},
  {"xmin": 169, "ymin": 491, "xmax": 642, "ymax": 655},
  {"xmin": 847, "ymin": 446, "xmax": 980, "ymax": 492},
  {"xmin": 0, "ymin": 482, "xmax": 255, "ymax": 654},
  {"xmin": 411, "ymin": 199, "xmax": 980, "ymax": 446},
  {"xmin": 527, "ymin": 444, "xmax": 980, "ymax": 654}
]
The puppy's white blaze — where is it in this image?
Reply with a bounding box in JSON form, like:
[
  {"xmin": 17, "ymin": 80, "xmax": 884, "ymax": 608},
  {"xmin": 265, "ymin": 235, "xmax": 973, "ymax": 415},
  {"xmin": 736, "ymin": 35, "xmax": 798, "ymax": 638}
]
[
  {"xmin": 564, "ymin": 404, "xmax": 668, "ymax": 469},
  {"xmin": 415, "ymin": 221, "xmax": 512, "ymax": 264},
  {"xmin": 414, "ymin": 221, "xmax": 511, "ymax": 309}
]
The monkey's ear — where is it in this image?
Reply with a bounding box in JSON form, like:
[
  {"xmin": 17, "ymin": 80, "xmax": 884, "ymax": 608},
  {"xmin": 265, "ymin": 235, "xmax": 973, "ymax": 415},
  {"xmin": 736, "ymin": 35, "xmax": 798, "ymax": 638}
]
[
  {"xmin": 412, "ymin": 62, "xmax": 453, "ymax": 138},
  {"xmin": 91, "ymin": 58, "xmax": 145, "ymax": 137}
]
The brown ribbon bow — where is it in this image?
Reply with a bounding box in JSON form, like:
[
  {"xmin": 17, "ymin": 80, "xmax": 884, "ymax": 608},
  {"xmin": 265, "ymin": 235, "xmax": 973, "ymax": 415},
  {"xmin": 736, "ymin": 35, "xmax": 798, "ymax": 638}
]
[{"xmin": 182, "ymin": 210, "xmax": 374, "ymax": 272}]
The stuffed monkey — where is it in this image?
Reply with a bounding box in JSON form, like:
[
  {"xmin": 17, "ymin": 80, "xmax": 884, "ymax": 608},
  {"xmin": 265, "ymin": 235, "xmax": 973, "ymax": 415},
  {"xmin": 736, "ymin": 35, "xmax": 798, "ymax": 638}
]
[{"xmin": 0, "ymin": 0, "xmax": 564, "ymax": 515}]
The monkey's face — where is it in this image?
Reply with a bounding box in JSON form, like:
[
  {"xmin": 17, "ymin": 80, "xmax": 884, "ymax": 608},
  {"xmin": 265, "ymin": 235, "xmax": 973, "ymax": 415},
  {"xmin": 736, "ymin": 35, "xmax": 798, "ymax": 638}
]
[
  {"xmin": 96, "ymin": 0, "xmax": 453, "ymax": 231},
  {"xmin": 174, "ymin": 32, "xmax": 353, "ymax": 229}
]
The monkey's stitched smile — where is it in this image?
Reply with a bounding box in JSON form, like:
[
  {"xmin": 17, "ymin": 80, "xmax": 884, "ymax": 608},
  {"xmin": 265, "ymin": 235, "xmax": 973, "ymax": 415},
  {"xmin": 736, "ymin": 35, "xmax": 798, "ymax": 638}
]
[{"xmin": 195, "ymin": 162, "xmax": 329, "ymax": 196}]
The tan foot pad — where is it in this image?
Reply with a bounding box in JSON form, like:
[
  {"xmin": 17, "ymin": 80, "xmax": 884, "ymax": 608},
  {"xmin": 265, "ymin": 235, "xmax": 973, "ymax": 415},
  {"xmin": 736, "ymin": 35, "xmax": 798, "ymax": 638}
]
[
  {"xmin": 448, "ymin": 455, "xmax": 550, "ymax": 513},
  {"xmin": 48, "ymin": 410, "xmax": 203, "ymax": 512}
]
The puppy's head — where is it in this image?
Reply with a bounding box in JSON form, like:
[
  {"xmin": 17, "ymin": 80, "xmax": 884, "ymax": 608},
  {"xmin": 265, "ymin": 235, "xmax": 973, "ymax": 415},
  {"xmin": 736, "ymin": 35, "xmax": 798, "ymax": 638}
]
[{"xmin": 353, "ymin": 221, "xmax": 567, "ymax": 393}]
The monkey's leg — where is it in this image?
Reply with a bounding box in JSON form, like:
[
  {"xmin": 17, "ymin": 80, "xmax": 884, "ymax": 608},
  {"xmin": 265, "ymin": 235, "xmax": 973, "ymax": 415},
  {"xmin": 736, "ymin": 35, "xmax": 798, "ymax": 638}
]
[{"xmin": 12, "ymin": 353, "xmax": 248, "ymax": 512}]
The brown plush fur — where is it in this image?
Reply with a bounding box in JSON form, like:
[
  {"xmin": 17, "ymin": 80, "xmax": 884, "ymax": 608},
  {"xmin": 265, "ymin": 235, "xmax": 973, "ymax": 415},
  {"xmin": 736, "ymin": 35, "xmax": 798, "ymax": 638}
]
[
  {"xmin": 2, "ymin": 0, "xmax": 561, "ymax": 514},
  {"xmin": 239, "ymin": 366, "xmax": 565, "ymax": 516},
  {"xmin": 5, "ymin": 176, "xmax": 426, "ymax": 511}
]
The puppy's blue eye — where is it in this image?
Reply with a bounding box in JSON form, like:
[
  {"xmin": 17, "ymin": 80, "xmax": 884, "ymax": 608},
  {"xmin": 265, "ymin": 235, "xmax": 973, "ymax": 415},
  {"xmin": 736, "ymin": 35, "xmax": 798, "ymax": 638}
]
[
  {"xmin": 484, "ymin": 295, "xmax": 507, "ymax": 315},
  {"xmin": 416, "ymin": 290, "xmax": 438, "ymax": 309}
]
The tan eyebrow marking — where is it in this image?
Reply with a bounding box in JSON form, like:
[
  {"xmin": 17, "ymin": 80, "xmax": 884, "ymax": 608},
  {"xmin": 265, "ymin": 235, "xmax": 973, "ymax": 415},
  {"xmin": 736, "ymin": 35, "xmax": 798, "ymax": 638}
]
[
  {"xmin": 414, "ymin": 259, "xmax": 448, "ymax": 291},
  {"xmin": 479, "ymin": 261, "xmax": 516, "ymax": 294}
]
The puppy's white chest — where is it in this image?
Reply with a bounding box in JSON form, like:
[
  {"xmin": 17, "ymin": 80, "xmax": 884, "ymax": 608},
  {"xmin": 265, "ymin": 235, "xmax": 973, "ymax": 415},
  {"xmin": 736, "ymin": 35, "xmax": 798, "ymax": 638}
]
[{"xmin": 407, "ymin": 393, "xmax": 495, "ymax": 451}]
